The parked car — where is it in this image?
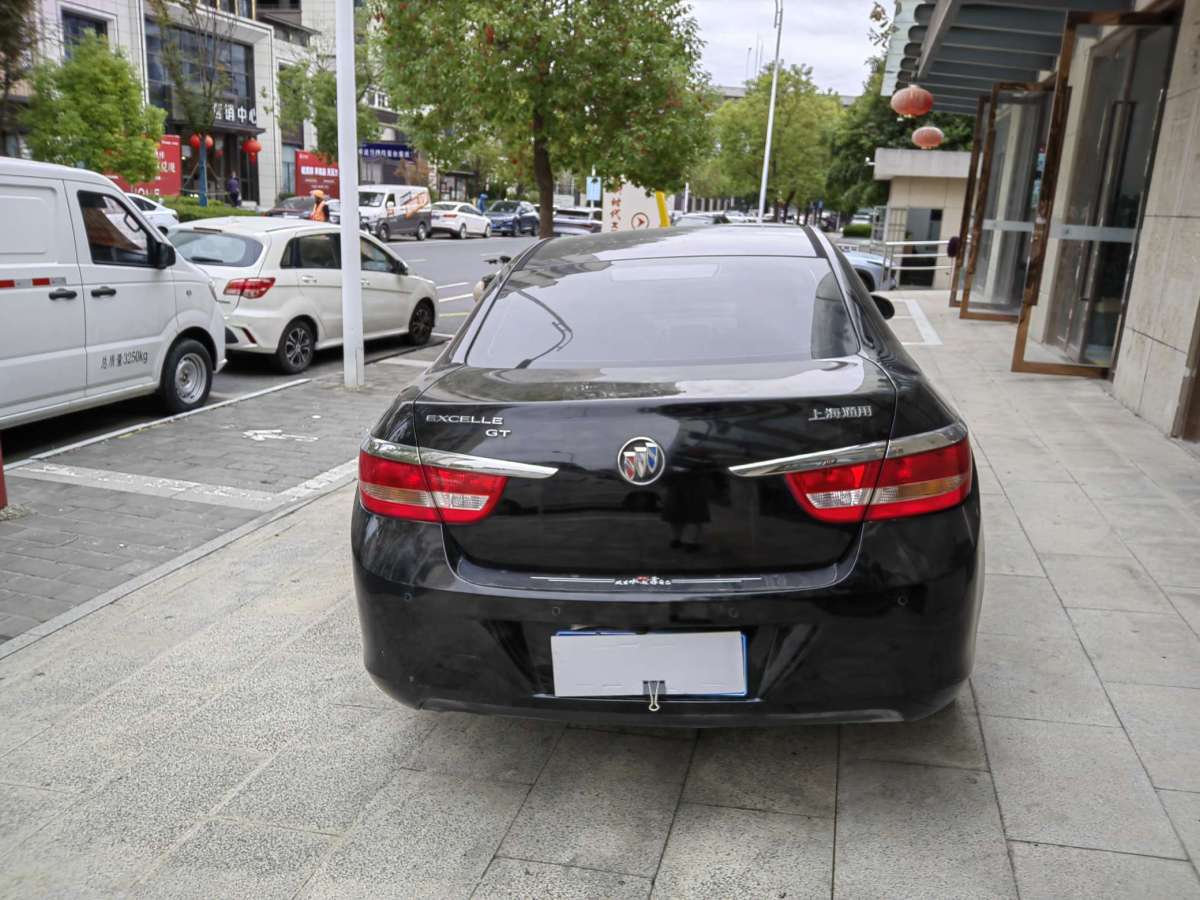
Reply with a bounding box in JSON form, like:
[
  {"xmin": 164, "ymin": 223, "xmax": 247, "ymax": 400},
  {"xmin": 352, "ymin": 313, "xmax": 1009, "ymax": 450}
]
[
  {"xmin": 169, "ymin": 218, "xmax": 437, "ymax": 374},
  {"xmin": 352, "ymin": 223, "xmax": 982, "ymax": 725},
  {"xmin": 0, "ymin": 158, "xmax": 225, "ymax": 429},
  {"xmin": 125, "ymin": 193, "xmax": 180, "ymax": 233},
  {"xmin": 484, "ymin": 200, "xmax": 539, "ymax": 236},
  {"xmin": 842, "ymin": 249, "xmax": 896, "ymax": 292},
  {"xmin": 358, "ymin": 184, "xmax": 432, "ymax": 242},
  {"xmin": 675, "ymin": 211, "xmax": 733, "ymax": 227},
  {"xmin": 430, "ymin": 202, "xmax": 490, "ymax": 238},
  {"xmin": 266, "ymin": 195, "xmax": 314, "ymax": 218},
  {"xmin": 551, "ymin": 206, "xmax": 602, "ymax": 235}
]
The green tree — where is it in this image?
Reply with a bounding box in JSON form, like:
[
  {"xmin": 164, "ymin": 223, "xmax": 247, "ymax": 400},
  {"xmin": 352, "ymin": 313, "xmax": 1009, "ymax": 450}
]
[
  {"xmin": 709, "ymin": 65, "xmax": 843, "ymax": 217},
  {"xmin": 377, "ymin": 0, "xmax": 713, "ymax": 236},
  {"xmin": 825, "ymin": 57, "xmax": 973, "ymax": 214},
  {"xmin": 0, "ymin": 0, "xmax": 37, "ymax": 152},
  {"xmin": 23, "ymin": 33, "xmax": 164, "ymax": 183}
]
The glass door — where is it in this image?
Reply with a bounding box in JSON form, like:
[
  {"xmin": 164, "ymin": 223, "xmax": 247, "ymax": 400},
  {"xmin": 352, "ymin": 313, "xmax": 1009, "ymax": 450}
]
[{"xmin": 949, "ymin": 96, "xmax": 988, "ymax": 308}]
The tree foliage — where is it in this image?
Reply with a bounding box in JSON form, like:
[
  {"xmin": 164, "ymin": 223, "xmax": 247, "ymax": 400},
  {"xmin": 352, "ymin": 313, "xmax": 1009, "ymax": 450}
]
[
  {"xmin": 825, "ymin": 57, "xmax": 974, "ymax": 214},
  {"xmin": 375, "ymin": 0, "xmax": 713, "ymax": 235},
  {"xmin": 703, "ymin": 65, "xmax": 842, "ymax": 215},
  {"xmin": 0, "ymin": 0, "xmax": 37, "ymax": 150},
  {"xmin": 23, "ymin": 33, "xmax": 164, "ymax": 183}
]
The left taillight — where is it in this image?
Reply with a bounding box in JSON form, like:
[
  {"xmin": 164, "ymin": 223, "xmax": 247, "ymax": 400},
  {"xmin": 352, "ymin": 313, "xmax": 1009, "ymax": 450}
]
[
  {"xmin": 786, "ymin": 436, "xmax": 972, "ymax": 523},
  {"xmin": 358, "ymin": 448, "xmax": 506, "ymax": 524},
  {"xmin": 223, "ymin": 277, "xmax": 275, "ymax": 300}
]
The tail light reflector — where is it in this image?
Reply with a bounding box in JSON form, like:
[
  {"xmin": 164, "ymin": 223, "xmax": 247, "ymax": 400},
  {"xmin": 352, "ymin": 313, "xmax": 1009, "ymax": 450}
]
[
  {"xmin": 786, "ymin": 437, "xmax": 971, "ymax": 523},
  {"xmin": 358, "ymin": 449, "xmax": 506, "ymax": 524},
  {"xmin": 224, "ymin": 277, "xmax": 275, "ymax": 299}
]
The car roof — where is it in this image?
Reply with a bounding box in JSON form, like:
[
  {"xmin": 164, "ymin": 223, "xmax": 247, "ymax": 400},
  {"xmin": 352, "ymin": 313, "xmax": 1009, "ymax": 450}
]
[
  {"xmin": 528, "ymin": 224, "xmax": 819, "ymax": 264},
  {"xmin": 174, "ymin": 217, "xmax": 336, "ymax": 237},
  {"xmin": 0, "ymin": 156, "xmax": 125, "ymax": 188}
]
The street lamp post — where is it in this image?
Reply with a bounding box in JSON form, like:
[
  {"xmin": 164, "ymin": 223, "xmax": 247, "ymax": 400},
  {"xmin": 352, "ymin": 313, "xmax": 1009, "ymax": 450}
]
[
  {"xmin": 756, "ymin": 0, "xmax": 783, "ymax": 225},
  {"xmin": 335, "ymin": 0, "xmax": 364, "ymax": 389}
]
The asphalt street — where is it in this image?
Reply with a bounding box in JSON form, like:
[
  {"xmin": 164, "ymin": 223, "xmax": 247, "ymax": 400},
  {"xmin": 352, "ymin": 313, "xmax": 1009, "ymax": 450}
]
[{"xmin": 0, "ymin": 233, "xmax": 540, "ymax": 462}]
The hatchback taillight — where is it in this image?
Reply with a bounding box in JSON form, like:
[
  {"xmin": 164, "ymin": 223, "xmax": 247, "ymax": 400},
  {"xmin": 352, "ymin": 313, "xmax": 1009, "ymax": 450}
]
[
  {"xmin": 224, "ymin": 277, "xmax": 275, "ymax": 300},
  {"xmin": 358, "ymin": 449, "xmax": 506, "ymax": 524},
  {"xmin": 786, "ymin": 438, "xmax": 971, "ymax": 523}
]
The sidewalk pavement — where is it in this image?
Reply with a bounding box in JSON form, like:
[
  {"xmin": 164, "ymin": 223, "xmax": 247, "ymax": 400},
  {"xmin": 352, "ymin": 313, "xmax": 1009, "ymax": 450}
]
[{"xmin": 1, "ymin": 293, "xmax": 1199, "ymax": 898}]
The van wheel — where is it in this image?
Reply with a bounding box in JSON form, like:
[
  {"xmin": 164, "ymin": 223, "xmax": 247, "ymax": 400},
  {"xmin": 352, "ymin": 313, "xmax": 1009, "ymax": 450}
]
[
  {"xmin": 416, "ymin": 222, "xmax": 427, "ymax": 241},
  {"xmin": 276, "ymin": 319, "xmax": 315, "ymax": 373},
  {"xmin": 406, "ymin": 300, "xmax": 434, "ymax": 345},
  {"xmin": 160, "ymin": 338, "xmax": 213, "ymax": 414},
  {"xmin": 377, "ymin": 223, "xmax": 391, "ymax": 242}
]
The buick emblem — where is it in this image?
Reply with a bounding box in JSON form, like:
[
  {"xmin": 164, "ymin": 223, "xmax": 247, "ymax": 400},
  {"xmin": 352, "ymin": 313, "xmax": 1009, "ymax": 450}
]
[{"xmin": 617, "ymin": 437, "xmax": 665, "ymax": 485}]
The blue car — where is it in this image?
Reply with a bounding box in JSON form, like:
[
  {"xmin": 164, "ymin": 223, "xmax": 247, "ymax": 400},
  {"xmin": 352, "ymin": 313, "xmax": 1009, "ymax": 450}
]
[
  {"xmin": 485, "ymin": 200, "xmax": 539, "ymax": 236},
  {"xmin": 841, "ymin": 249, "xmax": 896, "ymax": 293}
]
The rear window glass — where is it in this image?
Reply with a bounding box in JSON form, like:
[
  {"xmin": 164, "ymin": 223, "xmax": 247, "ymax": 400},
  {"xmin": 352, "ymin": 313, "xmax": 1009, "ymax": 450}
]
[
  {"xmin": 170, "ymin": 231, "xmax": 263, "ymax": 267},
  {"xmin": 467, "ymin": 256, "xmax": 857, "ymax": 368}
]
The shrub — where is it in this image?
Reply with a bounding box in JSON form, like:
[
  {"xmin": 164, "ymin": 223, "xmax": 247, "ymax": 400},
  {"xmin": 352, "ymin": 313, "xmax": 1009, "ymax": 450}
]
[
  {"xmin": 841, "ymin": 222, "xmax": 872, "ymax": 238},
  {"xmin": 162, "ymin": 196, "xmax": 259, "ymax": 222}
]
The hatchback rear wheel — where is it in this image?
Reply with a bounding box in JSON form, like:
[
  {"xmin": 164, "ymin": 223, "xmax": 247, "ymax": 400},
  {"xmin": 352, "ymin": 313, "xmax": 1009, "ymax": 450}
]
[{"xmin": 276, "ymin": 318, "xmax": 315, "ymax": 373}]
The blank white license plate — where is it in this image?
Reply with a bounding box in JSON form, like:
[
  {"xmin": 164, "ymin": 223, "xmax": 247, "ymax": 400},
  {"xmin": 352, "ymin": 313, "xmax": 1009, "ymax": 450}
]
[{"xmin": 551, "ymin": 631, "xmax": 747, "ymax": 698}]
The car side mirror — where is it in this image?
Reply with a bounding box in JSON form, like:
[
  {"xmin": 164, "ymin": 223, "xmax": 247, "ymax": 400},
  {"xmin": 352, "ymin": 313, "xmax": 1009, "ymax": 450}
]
[
  {"xmin": 155, "ymin": 242, "xmax": 176, "ymax": 269},
  {"xmin": 871, "ymin": 293, "xmax": 895, "ymax": 320},
  {"xmin": 393, "ymin": 259, "xmax": 409, "ymax": 276},
  {"xmin": 473, "ymin": 272, "xmax": 496, "ymax": 303}
]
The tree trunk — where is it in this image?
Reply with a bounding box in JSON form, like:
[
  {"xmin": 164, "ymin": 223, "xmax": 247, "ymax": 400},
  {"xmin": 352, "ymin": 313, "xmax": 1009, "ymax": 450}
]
[{"xmin": 532, "ymin": 111, "xmax": 555, "ymax": 238}]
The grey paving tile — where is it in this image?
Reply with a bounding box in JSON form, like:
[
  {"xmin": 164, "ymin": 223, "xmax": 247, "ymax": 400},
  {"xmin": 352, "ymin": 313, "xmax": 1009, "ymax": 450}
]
[
  {"xmin": 682, "ymin": 726, "xmax": 837, "ymax": 818},
  {"xmin": 1009, "ymin": 841, "xmax": 1200, "ymax": 900},
  {"xmin": 1129, "ymin": 540, "xmax": 1200, "ymax": 590},
  {"xmin": 1094, "ymin": 496, "xmax": 1200, "ymax": 544},
  {"xmin": 975, "ymin": 434, "xmax": 1073, "ymax": 485},
  {"xmin": 971, "ymin": 631, "xmax": 1118, "ymax": 726},
  {"xmin": 1159, "ymin": 789, "xmax": 1200, "ymax": 864},
  {"xmin": 300, "ymin": 769, "xmax": 527, "ymax": 900},
  {"xmin": 130, "ymin": 820, "xmax": 334, "ymax": 899},
  {"xmin": 1069, "ymin": 608, "xmax": 1200, "ymax": 688},
  {"xmin": 476, "ymin": 858, "xmax": 651, "ymax": 900},
  {"xmin": 0, "ymin": 782, "xmax": 74, "ymax": 857},
  {"xmin": 833, "ymin": 760, "xmax": 1015, "ymax": 899},
  {"xmin": 977, "ymin": 574, "xmax": 1075, "ymax": 639},
  {"xmin": 1005, "ymin": 481, "xmax": 1129, "ymax": 558},
  {"xmin": 407, "ymin": 712, "xmax": 563, "ymax": 784},
  {"xmin": 500, "ymin": 729, "xmax": 690, "ymax": 878},
  {"xmin": 981, "ymin": 499, "xmax": 1044, "ymax": 577},
  {"xmin": 1170, "ymin": 588, "xmax": 1200, "ymax": 636},
  {"xmin": 219, "ymin": 706, "xmax": 435, "ymax": 833},
  {"xmin": 1107, "ymin": 683, "xmax": 1200, "ymax": 792},
  {"xmin": 981, "ymin": 715, "xmax": 1184, "ymax": 858},
  {"xmin": 653, "ymin": 802, "xmax": 833, "ymax": 900},
  {"xmin": 840, "ymin": 695, "xmax": 986, "ymax": 771},
  {"xmin": 1041, "ymin": 553, "xmax": 1174, "ymax": 613}
]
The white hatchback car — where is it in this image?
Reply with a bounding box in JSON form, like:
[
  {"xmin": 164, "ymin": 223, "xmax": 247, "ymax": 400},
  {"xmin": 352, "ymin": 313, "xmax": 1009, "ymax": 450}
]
[
  {"xmin": 169, "ymin": 218, "xmax": 438, "ymax": 373},
  {"xmin": 125, "ymin": 193, "xmax": 180, "ymax": 233},
  {"xmin": 430, "ymin": 201, "xmax": 490, "ymax": 239}
]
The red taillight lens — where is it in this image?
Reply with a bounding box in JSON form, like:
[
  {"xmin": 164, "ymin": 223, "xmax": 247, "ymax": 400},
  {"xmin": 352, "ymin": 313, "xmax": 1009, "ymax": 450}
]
[
  {"xmin": 357, "ymin": 450, "xmax": 506, "ymax": 524},
  {"xmin": 224, "ymin": 277, "xmax": 275, "ymax": 300},
  {"xmin": 785, "ymin": 438, "xmax": 971, "ymax": 523}
]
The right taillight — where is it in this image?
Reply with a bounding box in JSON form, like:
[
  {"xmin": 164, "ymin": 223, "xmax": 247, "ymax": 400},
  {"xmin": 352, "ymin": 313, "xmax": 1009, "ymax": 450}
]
[
  {"xmin": 358, "ymin": 449, "xmax": 506, "ymax": 524},
  {"xmin": 786, "ymin": 437, "xmax": 971, "ymax": 523},
  {"xmin": 224, "ymin": 277, "xmax": 275, "ymax": 300}
]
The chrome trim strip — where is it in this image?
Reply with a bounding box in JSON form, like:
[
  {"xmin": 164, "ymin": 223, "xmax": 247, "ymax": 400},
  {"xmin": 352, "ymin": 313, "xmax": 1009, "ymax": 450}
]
[
  {"xmin": 362, "ymin": 436, "xmax": 558, "ymax": 479},
  {"xmin": 728, "ymin": 440, "xmax": 888, "ymax": 478},
  {"xmin": 885, "ymin": 422, "xmax": 968, "ymax": 459}
]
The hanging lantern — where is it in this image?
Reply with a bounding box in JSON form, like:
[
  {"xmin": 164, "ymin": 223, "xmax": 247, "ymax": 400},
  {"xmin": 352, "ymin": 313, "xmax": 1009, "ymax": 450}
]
[
  {"xmin": 912, "ymin": 125, "xmax": 945, "ymax": 150},
  {"xmin": 205, "ymin": 135, "xmax": 214, "ymax": 150},
  {"xmin": 242, "ymin": 137, "xmax": 262, "ymax": 163},
  {"xmin": 189, "ymin": 134, "xmax": 200, "ymax": 150},
  {"xmin": 891, "ymin": 84, "xmax": 934, "ymax": 118}
]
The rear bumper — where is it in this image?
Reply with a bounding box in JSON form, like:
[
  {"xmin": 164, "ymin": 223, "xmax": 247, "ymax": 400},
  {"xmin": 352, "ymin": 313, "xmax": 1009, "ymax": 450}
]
[{"xmin": 351, "ymin": 483, "xmax": 983, "ymax": 726}]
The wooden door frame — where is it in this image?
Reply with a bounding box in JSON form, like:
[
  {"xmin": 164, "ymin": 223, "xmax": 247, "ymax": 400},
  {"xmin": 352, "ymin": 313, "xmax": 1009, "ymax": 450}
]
[
  {"xmin": 1011, "ymin": 8, "xmax": 1179, "ymax": 377},
  {"xmin": 948, "ymin": 95, "xmax": 987, "ymax": 308}
]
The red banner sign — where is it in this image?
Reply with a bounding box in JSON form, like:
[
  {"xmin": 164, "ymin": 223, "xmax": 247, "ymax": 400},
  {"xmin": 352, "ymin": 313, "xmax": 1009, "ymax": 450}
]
[
  {"xmin": 295, "ymin": 151, "xmax": 340, "ymax": 199},
  {"xmin": 108, "ymin": 134, "xmax": 182, "ymax": 197}
]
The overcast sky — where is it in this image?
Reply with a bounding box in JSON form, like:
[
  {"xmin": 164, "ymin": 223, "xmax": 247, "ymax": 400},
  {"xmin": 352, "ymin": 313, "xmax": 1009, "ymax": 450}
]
[{"xmin": 687, "ymin": 0, "xmax": 881, "ymax": 96}]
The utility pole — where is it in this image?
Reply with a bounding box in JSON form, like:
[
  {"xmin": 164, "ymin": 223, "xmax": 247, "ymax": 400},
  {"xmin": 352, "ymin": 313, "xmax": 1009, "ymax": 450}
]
[
  {"xmin": 756, "ymin": 0, "xmax": 783, "ymax": 225},
  {"xmin": 335, "ymin": 0, "xmax": 364, "ymax": 389}
]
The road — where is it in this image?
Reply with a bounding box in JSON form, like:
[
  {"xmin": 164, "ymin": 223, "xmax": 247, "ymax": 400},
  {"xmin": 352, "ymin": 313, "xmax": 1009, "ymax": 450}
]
[{"xmin": 0, "ymin": 233, "xmax": 540, "ymax": 462}]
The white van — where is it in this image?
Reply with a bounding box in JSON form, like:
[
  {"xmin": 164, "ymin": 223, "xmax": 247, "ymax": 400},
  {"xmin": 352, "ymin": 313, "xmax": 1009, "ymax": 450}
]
[
  {"xmin": 357, "ymin": 184, "xmax": 432, "ymax": 242},
  {"xmin": 0, "ymin": 159, "xmax": 226, "ymax": 430}
]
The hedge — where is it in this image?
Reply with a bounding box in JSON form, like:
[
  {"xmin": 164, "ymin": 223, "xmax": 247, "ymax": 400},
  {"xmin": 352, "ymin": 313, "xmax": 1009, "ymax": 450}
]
[
  {"xmin": 162, "ymin": 196, "xmax": 260, "ymax": 222},
  {"xmin": 841, "ymin": 222, "xmax": 872, "ymax": 238}
]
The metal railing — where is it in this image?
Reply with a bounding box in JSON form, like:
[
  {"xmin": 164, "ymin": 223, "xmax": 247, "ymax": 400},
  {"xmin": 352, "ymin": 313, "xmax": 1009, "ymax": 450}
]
[{"xmin": 836, "ymin": 238, "xmax": 954, "ymax": 287}]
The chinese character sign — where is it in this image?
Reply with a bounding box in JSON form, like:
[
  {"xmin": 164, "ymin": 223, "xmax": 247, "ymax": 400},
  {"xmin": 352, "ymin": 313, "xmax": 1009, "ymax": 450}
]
[
  {"xmin": 107, "ymin": 134, "xmax": 183, "ymax": 197},
  {"xmin": 602, "ymin": 182, "xmax": 663, "ymax": 233},
  {"xmin": 294, "ymin": 150, "xmax": 340, "ymax": 199}
]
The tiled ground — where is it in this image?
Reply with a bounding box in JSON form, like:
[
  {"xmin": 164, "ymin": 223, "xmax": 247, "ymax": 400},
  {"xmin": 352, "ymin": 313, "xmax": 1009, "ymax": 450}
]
[{"xmin": 0, "ymin": 294, "xmax": 1198, "ymax": 898}]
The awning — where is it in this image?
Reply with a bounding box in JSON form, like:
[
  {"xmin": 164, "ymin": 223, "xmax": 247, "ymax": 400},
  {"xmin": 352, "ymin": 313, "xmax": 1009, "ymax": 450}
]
[{"xmin": 882, "ymin": 0, "xmax": 1133, "ymax": 116}]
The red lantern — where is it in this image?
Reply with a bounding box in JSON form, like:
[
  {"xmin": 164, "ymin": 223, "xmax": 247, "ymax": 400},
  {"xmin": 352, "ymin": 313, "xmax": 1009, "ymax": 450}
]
[
  {"xmin": 891, "ymin": 85, "xmax": 934, "ymax": 118},
  {"xmin": 242, "ymin": 137, "xmax": 262, "ymax": 163},
  {"xmin": 189, "ymin": 134, "xmax": 200, "ymax": 149},
  {"xmin": 912, "ymin": 125, "xmax": 945, "ymax": 150}
]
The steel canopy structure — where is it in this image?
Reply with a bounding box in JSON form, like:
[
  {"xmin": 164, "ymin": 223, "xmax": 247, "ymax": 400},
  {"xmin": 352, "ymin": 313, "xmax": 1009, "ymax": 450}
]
[{"xmin": 882, "ymin": 0, "xmax": 1133, "ymax": 115}]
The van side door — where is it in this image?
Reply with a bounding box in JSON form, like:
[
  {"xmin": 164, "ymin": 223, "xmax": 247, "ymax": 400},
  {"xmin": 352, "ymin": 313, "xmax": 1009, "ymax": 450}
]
[
  {"xmin": 69, "ymin": 185, "xmax": 177, "ymax": 397},
  {"xmin": 0, "ymin": 175, "xmax": 86, "ymax": 422}
]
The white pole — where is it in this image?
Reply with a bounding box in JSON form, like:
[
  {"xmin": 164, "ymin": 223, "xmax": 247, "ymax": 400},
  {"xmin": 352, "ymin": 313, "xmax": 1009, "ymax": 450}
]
[
  {"xmin": 756, "ymin": 0, "xmax": 784, "ymax": 224},
  {"xmin": 335, "ymin": 0, "xmax": 364, "ymax": 389}
]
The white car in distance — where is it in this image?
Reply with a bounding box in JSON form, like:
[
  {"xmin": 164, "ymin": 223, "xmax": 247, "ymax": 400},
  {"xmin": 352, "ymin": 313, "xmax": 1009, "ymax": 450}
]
[
  {"xmin": 169, "ymin": 218, "xmax": 438, "ymax": 373},
  {"xmin": 125, "ymin": 193, "xmax": 180, "ymax": 233},
  {"xmin": 430, "ymin": 201, "xmax": 491, "ymax": 239}
]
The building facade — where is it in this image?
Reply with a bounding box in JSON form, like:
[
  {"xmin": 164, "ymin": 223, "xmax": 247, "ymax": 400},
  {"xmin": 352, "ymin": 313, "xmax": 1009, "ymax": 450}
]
[{"xmin": 885, "ymin": 0, "xmax": 1200, "ymax": 442}]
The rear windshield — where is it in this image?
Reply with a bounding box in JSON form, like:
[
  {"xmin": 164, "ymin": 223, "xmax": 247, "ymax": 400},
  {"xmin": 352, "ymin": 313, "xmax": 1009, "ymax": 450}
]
[
  {"xmin": 432, "ymin": 202, "xmax": 458, "ymax": 211},
  {"xmin": 489, "ymin": 202, "xmax": 519, "ymax": 212},
  {"xmin": 170, "ymin": 231, "xmax": 263, "ymax": 267},
  {"xmin": 282, "ymin": 197, "xmax": 312, "ymax": 209},
  {"xmin": 467, "ymin": 256, "xmax": 857, "ymax": 368}
]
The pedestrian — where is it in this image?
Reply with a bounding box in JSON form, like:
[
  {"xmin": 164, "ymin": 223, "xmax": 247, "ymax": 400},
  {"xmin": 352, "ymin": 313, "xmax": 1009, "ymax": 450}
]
[
  {"xmin": 310, "ymin": 189, "xmax": 329, "ymax": 222},
  {"xmin": 226, "ymin": 173, "xmax": 240, "ymax": 208}
]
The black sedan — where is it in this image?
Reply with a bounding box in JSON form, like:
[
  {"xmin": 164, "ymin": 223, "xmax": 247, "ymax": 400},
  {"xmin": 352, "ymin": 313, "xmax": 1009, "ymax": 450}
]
[
  {"xmin": 352, "ymin": 225, "xmax": 983, "ymax": 726},
  {"xmin": 485, "ymin": 200, "xmax": 539, "ymax": 236}
]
